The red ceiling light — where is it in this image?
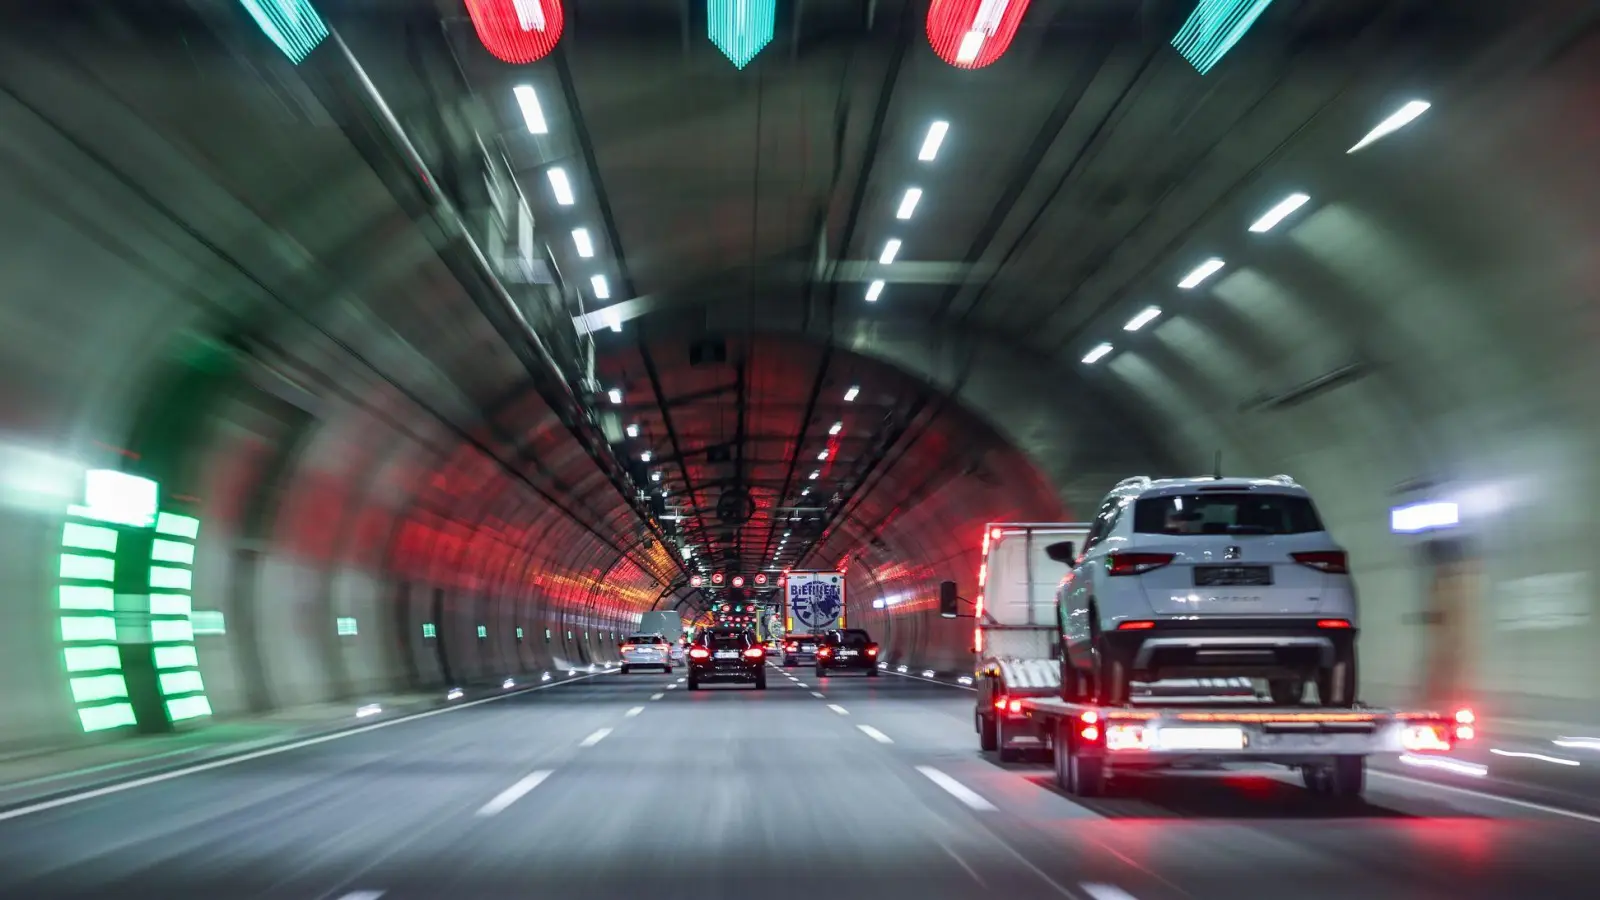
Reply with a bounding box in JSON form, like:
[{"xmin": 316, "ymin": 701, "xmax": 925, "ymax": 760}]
[
  {"xmin": 464, "ymin": 0, "xmax": 566, "ymax": 65},
  {"xmin": 925, "ymin": 0, "xmax": 1033, "ymax": 70}
]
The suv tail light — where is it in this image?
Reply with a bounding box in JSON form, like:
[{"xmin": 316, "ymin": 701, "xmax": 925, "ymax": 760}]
[
  {"xmin": 1292, "ymin": 551, "xmax": 1348, "ymax": 574},
  {"xmin": 818, "ymin": 646, "xmax": 833, "ymax": 657},
  {"xmin": 865, "ymin": 644, "xmax": 879, "ymax": 656},
  {"xmin": 1106, "ymin": 553, "xmax": 1175, "ymax": 576},
  {"xmin": 688, "ymin": 647, "xmax": 710, "ymax": 660},
  {"xmin": 743, "ymin": 647, "xmax": 765, "ymax": 659},
  {"xmin": 785, "ymin": 642, "xmax": 798, "ymax": 651}
]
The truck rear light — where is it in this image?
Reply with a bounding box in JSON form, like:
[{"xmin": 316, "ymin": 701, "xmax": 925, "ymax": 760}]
[
  {"xmin": 1106, "ymin": 553, "xmax": 1174, "ymax": 576},
  {"xmin": 1007, "ymin": 699, "xmax": 1023, "ymax": 715},
  {"xmin": 1291, "ymin": 551, "xmax": 1348, "ymax": 574},
  {"xmin": 1118, "ymin": 620, "xmax": 1155, "ymax": 631},
  {"xmin": 1401, "ymin": 724, "xmax": 1452, "ymax": 752},
  {"xmin": 993, "ymin": 696, "xmax": 1008, "ymax": 711},
  {"xmin": 1079, "ymin": 710, "xmax": 1099, "ymax": 724},
  {"xmin": 1316, "ymin": 619, "xmax": 1352, "ymax": 629},
  {"xmin": 1454, "ymin": 708, "xmax": 1476, "ymax": 740},
  {"xmin": 1080, "ymin": 725, "xmax": 1100, "ymax": 741}
]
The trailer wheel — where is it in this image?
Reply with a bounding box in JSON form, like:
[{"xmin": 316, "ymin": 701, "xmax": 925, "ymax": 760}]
[
  {"xmin": 1303, "ymin": 756, "xmax": 1365, "ymax": 798},
  {"xmin": 1055, "ymin": 720, "xmax": 1105, "ymax": 796},
  {"xmin": 978, "ymin": 712, "xmax": 998, "ymax": 752}
]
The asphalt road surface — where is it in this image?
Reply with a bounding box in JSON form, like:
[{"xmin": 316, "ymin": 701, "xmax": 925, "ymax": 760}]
[{"xmin": 3, "ymin": 665, "xmax": 1599, "ymax": 899}]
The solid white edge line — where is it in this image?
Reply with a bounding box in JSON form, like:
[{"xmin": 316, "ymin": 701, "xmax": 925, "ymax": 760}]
[
  {"xmin": 625, "ymin": 706, "xmax": 644, "ymax": 717},
  {"xmin": 0, "ymin": 672, "xmax": 604, "ymax": 824},
  {"xmin": 1081, "ymin": 885, "xmax": 1139, "ymax": 900},
  {"xmin": 857, "ymin": 725, "xmax": 894, "ymax": 744},
  {"xmin": 579, "ymin": 727, "xmax": 613, "ymax": 747},
  {"xmin": 474, "ymin": 770, "xmax": 553, "ymax": 817},
  {"xmin": 916, "ymin": 765, "xmax": 996, "ymax": 811},
  {"xmin": 1368, "ymin": 769, "xmax": 1600, "ymax": 826},
  {"xmin": 828, "ymin": 704, "xmax": 849, "ymax": 716}
]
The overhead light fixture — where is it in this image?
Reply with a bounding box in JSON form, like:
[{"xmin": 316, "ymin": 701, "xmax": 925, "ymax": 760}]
[
  {"xmin": 809, "ymin": 470, "xmax": 820, "ymax": 480},
  {"xmin": 1248, "ymin": 193, "xmax": 1310, "ymax": 233},
  {"xmin": 641, "ymin": 450, "xmax": 652, "ymax": 462},
  {"xmin": 626, "ymin": 423, "xmax": 639, "ymax": 438},
  {"xmin": 801, "ymin": 488, "xmax": 810, "ymax": 496},
  {"xmin": 572, "ymin": 227, "xmax": 595, "ymax": 257},
  {"xmin": 1171, "ymin": 0, "xmax": 1278, "ymax": 76},
  {"xmin": 607, "ymin": 388, "xmax": 623, "ymax": 404},
  {"xmin": 1348, "ymin": 100, "xmax": 1431, "ymax": 153},
  {"xmin": 1082, "ymin": 343, "xmax": 1113, "ymax": 365},
  {"xmin": 917, "ymin": 121, "xmax": 950, "ymax": 161},
  {"xmin": 512, "ymin": 85, "xmax": 548, "ymax": 134},
  {"xmin": 591, "ymin": 275, "xmax": 610, "ymax": 299},
  {"xmin": 896, "ymin": 188, "xmax": 923, "ymax": 219},
  {"xmin": 828, "ymin": 421, "xmax": 842, "ymax": 435},
  {"xmin": 1123, "ymin": 306, "xmax": 1162, "ymax": 332},
  {"xmin": 844, "ymin": 385, "xmax": 859, "ymax": 402},
  {"xmin": 1177, "ymin": 258, "xmax": 1225, "ymax": 289},
  {"xmin": 706, "ymin": 0, "xmax": 777, "ymax": 69},
  {"xmin": 238, "ymin": 0, "xmax": 329, "ymax": 64},
  {"xmin": 865, "ymin": 280, "xmax": 885, "ymax": 303},
  {"xmin": 547, "ymin": 167, "xmax": 575, "ymax": 205},
  {"xmin": 651, "ymin": 471, "xmax": 661, "ymax": 482},
  {"xmin": 817, "ymin": 450, "xmax": 829, "ymax": 461},
  {"xmin": 879, "ymin": 240, "xmax": 902, "ymax": 265}
]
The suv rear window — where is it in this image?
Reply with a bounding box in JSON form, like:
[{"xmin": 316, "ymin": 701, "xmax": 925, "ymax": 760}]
[
  {"xmin": 832, "ymin": 630, "xmax": 873, "ymax": 647},
  {"xmin": 624, "ymin": 635, "xmax": 663, "ymax": 644},
  {"xmin": 1134, "ymin": 493, "xmax": 1324, "ymax": 535},
  {"xmin": 702, "ymin": 632, "xmax": 751, "ymax": 650}
]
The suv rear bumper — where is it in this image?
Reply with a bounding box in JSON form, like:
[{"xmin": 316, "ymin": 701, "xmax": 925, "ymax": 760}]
[{"xmin": 1104, "ymin": 618, "xmax": 1355, "ymax": 680}]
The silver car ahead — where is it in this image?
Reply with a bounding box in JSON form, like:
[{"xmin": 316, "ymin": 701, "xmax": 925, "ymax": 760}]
[{"xmin": 620, "ymin": 633, "xmax": 673, "ymax": 673}]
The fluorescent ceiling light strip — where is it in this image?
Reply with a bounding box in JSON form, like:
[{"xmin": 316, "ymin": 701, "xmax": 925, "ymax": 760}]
[
  {"xmin": 590, "ymin": 275, "xmax": 610, "ymax": 299},
  {"xmin": 1248, "ymin": 193, "xmax": 1310, "ymax": 232},
  {"xmin": 918, "ymin": 121, "xmax": 949, "ymax": 161},
  {"xmin": 572, "ymin": 228, "xmax": 594, "ymax": 257},
  {"xmin": 865, "ymin": 280, "xmax": 884, "ymax": 302},
  {"xmin": 896, "ymin": 188, "xmax": 922, "ymax": 219},
  {"xmin": 1123, "ymin": 306, "xmax": 1162, "ymax": 331},
  {"xmin": 512, "ymin": 85, "xmax": 548, "ymax": 134},
  {"xmin": 1082, "ymin": 343, "xmax": 1113, "ymax": 364},
  {"xmin": 547, "ymin": 167, "xmax": 575, "ymax": 205},
  {"xmin": 1348, "ymin": 100, "xmax": 1431, "ymax": 153},
  {"xmin": 1178, "ymin": 258, "xmax": 1225, "ymax": 289},
  {"xmin": 879, "ymin": 239, "xmax": 902, "ymax": 264}
]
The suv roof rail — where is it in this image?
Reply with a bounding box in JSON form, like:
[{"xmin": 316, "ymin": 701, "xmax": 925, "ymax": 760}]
[
  {"xmin": 1270, "ymin": 474, "xmax": 1299, "ymax": 486},
  {"xmin": 1111, "ymin": 476, "xmax": 1152, "ymax": 491}
]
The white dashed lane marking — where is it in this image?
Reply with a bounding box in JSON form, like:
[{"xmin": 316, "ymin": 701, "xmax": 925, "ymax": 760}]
[
  {"xmin": 579, "ymin": 728, "xmax": 613, "ymax": 747},
  {"xmin": 650, "ymin": 692, "xmax": 664, "ymax": 700},
  {"xmin": 828, "ymin": 704, "xmax": 849, "ymax": 716},
  {"xmin": 857, "ymin": 725, "xmax": 893, "ymax": 744},
  {"xmin": 811, "ymin": 692, "xmax": 825, "ymax": 699},
  {"xmin": 916, "ymin": 766, "xmax": 996, "ymax": 811},
  {"xmin": 625, "ymin": 706, "xmax": 644, "ymax": 718},
  {"xmin": 475, "ymin": 770, "xmax": 553, "ymax": 817}
]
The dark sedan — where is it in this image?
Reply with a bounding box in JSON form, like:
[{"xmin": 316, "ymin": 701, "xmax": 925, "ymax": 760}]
[
  {"xmin": 815, "ymin": 629, "xmax": 880, "ymax": 677},
  {"xmin": 687, "ymin": 629, "xmax": 768, "ymax": 690}
]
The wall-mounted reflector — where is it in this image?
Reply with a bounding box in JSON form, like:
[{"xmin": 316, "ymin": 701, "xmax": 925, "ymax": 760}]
[
  {"xmin": 926, "ymin": 0, "xmax": 1034, "ymax": 70},
  {"xmin": 1082, "ymin": 343, "xmax": 1113, "ymax": 365},
  {"xmin": 1390, "ymin": 501, "xmax": 1459, "ymax": 534},
  {"xmin": 1123, "ymin": 306, "xmax": 1162, "ymax": 332},
  {"xmin": 707, "ymin": 0, "xmax": 776, "ymax": 69},
  {"xmin": 465, "ymin": 0, "xmax": 566, "ymax": 65},
  {"xmin": 1348, "ymin": 100, "xmax": 1431, "ymax": 154},
  {"xmin": 1248, "ymin": 193, "xmax": 1310, "ymax": 233},
  {"xmin": 238, "ymin": 0, "xmax": 329, "ymax": 64},
  {"xmin": 1178, "ymin": 258, "xmax": 1226, "ymax": 289},
  {"xmin": 1171, "ymin": 0, "xmax": 1278, "ymax": 76}
]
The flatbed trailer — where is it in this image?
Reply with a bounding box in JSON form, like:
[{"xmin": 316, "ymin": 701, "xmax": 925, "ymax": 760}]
[{"xmin": 1018, "ymin": 698, "xmax": 1477, "ymax": 799}]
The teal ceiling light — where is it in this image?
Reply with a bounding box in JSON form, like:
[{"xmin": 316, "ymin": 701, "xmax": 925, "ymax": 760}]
[
  {"xmin": 238, "ymin": 0, "xmax": 330, "ymax": 65},
  {"xmin": 707, "ymin": 0, "xmax": 776, "ymax": 69},
  {"xmin": 1171, "ymin": 0, "xmax": 1277, "ymax": 75}
]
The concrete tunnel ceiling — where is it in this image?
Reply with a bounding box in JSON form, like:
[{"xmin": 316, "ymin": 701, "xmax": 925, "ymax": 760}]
[{"xmin": 0, "ymin": 0, "xmax": 1598, "ymax": 745}]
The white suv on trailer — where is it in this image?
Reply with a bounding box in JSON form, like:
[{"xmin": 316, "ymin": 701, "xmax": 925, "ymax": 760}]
[{"xmin": 1053, "ymin": 475, "xmax": 1358, "ymax": 708}]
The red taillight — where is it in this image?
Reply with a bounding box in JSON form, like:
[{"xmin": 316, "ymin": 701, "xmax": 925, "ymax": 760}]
[
  {"xmin": 744, "ymin": 647, "xmax": 765, "ymax": 659},
  {"xmin": 1316, "ymin": 619, "xmax": 1352, "ymax": 629},
  {"xmin": 1291, "ymin": 551, "xmax": 1348, "ymax": 574},
  {"xmin": 993, "ymin": 696, "xmax": 1008, "ymax": 711},
  {"xmin": 1454, "ymin": 708, "xmax": 1476, "ymax": 740},
  {"xmin": 1117, "ymin": 620, "xmax": 1155, "ymax": 631},
  {"xmin": 1007, "ymin": 699, "xmax": 1023, "ymax": 715},
  {"xmin": 785, "ymin": 643, "xmax": 797, "ymax": 651},
  {"xmin": 688, "ymin": 647, "xmax": 710, "ymax": 660},
  {"xmin": 1106, "ymin": 553, "xmax": 1175, "ymax": 576},
  {"xmin": 865, "ymin": 645, "xmax": 879, "ymax": 656},
  {"xmin": 1080, "ymin": 725, "xmax": 1100, "ymax": 741},
  {"xmin": 818, "ymin": 647, "xmax": 833, "ymax": 657}
]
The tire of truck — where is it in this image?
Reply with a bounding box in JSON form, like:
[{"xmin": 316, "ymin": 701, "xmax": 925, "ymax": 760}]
[
  {"xmin": 755, "ymin": 671, "xmax": 767, "ymax": 690},
  {"xmin": 1268, "ymin": 678, "xmax": 1305, "ymax": 705},
  {"xmin": 1303, "ymin": 756, "xmax": 1364, "ymax": 798},
  {"xmin": 978, "ymin": 711, "xmax": 998, "ymax": 752},
  {"xmin": 1315, "ymin": 643, "xmax": 1359, "ymax": 708}
]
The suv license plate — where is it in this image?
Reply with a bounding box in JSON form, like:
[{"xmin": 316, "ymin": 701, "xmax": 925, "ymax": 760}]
[
  {"xmin": 715, "ymin": 651, "xmax": 739, "ymax": 659},
  {"xmin": 839, "ymin": 650, "xmax": 857, "ymax": 656}
]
